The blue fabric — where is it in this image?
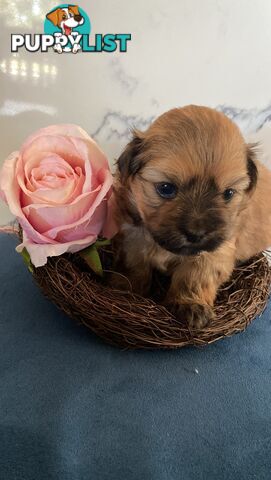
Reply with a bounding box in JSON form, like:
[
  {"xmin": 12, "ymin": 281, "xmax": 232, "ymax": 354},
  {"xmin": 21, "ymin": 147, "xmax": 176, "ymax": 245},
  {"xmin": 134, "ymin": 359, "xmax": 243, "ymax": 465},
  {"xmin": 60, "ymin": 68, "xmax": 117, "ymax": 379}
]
[{"xmin": 0, "ymin": 234, "xmax": 271, "ymax": 480}]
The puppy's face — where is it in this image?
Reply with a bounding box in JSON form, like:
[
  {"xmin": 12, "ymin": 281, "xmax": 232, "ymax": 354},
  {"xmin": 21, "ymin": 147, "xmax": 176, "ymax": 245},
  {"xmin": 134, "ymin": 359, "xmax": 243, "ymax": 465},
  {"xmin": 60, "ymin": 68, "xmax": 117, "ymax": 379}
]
[
  {"xmin": 46, "ymin": 6, "xmax": 84, "ymax": 34},
  {"xmin": 117, "ymin": 106, "xmax": 257, "ymax": 256}
]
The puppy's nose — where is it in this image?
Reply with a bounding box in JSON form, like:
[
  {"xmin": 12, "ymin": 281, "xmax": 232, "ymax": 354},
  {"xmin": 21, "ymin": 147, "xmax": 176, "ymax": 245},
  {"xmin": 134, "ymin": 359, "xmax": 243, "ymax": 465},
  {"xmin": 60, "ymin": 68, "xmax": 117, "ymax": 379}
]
[
  {"xmin": 74, "ymin": 14, "xmax": 82, "ymax": 21},
  {"xmin": 184, "ymin": 229, "xmax": 205, "ymax": 244}
]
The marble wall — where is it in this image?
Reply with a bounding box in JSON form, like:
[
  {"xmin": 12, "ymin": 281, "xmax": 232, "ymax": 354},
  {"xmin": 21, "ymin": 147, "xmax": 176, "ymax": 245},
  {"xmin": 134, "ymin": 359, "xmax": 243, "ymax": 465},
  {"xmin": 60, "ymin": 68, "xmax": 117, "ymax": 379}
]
[{"xmin": 1, "ymin": 0, "xmax": 271, "ymax": 223}]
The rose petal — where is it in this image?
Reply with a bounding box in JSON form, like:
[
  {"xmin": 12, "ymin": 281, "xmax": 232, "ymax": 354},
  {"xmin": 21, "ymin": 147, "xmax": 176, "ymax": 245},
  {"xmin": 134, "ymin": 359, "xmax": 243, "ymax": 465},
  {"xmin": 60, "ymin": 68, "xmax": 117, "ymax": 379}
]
[
  {"xmin": 21, "ymin": 168, "xmax": 113, "ymax": 235},
  {"xmin": 22, "ymin": 186, "xmax": 101, "ymax": 233},
  {"xmin": 22, "ymin": 165, "xmax": 84, "ymax": 206},
  {"xmin": 44, "ymin": 201, "xmax": 107, "ymax": 242},
  {"xmin": 16, "ymin": 230, "xmax": 98, "ymax": 267},
  {"xmin": 0, "ymin": 151, "xmax": 21, "ymax": 215},
  {"xmin": 22, "ymin": 136, "xmax": 85, "ymax": 172},
  {"xmin": 17, "ymin": 148, "xmax": 86, "ymax": 207},
  {"xmin": 21, "ymin": 124, "xmax": 92, "ymax": 154},
  {"xmin": 69, "ymin": 137, "xmax": 110, "ymax": 193},
  {"xmin": 0, "ymin": 151, "xmax": 55, "ymax": 244},
  {"xmin": 102, "ymin": 191, "xmax": 118, "ymax": 239}
]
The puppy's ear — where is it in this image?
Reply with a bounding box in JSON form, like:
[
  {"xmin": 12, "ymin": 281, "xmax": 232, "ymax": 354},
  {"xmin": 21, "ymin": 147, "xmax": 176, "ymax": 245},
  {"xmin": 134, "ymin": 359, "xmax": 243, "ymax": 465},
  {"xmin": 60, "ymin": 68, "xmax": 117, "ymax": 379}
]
[
  {"xmin": 69, "ymin": 5, "xmax": 80, "ymax": 16},
  {"xmin": 117, "ymin": 130, "xmax": 145, "ymax": 180},
  {"xmin": 246, "ymin": 143, "xmax": 258, "ymax": 194},
  {"xmin": 46, "ymin": 8, "xmax": 60, "ymax": 26}
]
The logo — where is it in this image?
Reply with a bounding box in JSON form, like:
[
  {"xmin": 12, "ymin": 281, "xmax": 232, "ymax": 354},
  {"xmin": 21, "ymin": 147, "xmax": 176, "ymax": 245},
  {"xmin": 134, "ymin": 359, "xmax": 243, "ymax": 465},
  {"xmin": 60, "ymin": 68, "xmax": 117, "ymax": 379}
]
[
  {"xmin": 11, "ymin": 4, "xmax": 132, "ymax": 54},
  {"xmin": 45, "ymin": 4, "xmax": 91, "ymax": 53}
]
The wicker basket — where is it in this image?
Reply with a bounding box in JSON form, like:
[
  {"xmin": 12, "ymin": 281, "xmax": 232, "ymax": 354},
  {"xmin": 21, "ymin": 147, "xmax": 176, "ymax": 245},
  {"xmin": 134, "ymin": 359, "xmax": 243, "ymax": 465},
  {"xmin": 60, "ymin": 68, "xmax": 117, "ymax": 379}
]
[{"xmin": 30, "ymin": 245, "xmax": 271, "ymax": 350}]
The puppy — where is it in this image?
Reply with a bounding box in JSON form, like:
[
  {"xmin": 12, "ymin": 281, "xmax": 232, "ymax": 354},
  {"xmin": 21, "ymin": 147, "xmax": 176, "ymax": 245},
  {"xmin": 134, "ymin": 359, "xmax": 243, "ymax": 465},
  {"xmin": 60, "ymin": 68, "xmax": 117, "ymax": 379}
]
[
  {"xmin": 113, "ymin": 105, "xmax": 271, "ymax": 329},
  {"xmin": 46, "ymin": 5, "xmax": 84, "ymax": 53}
]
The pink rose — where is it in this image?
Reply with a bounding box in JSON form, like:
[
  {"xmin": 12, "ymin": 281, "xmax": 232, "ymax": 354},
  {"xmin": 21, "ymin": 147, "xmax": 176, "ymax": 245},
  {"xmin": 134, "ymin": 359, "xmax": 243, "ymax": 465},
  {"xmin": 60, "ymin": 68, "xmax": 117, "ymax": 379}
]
[{"xmin": 0, "ymin": 124, "xmax": 117, "ymax": 267}]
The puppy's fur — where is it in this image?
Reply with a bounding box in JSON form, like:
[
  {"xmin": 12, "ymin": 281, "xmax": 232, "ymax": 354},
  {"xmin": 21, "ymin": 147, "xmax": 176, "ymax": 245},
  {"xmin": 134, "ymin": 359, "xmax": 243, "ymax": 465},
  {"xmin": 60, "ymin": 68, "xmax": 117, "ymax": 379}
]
[{"xmin": 114, "ymin": 106, "xmax": 271, "ymax": 328}]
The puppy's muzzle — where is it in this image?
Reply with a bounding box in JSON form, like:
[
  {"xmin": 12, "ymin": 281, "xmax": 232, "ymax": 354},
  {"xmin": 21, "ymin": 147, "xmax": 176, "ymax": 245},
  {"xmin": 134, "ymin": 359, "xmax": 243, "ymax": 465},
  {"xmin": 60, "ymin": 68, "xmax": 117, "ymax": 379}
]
[
  {"xmin": 183, "ymin": 228, "xmax": 205, "ymax": 244},
  {"xmin": 180, "ymin": 211, "xmax": 225, "ymax": 244}
]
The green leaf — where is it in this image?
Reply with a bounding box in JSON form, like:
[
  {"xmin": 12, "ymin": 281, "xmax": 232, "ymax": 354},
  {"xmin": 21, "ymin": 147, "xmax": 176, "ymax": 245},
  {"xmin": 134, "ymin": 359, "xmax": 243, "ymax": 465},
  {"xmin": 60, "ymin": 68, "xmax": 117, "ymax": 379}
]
[
  {"xmin": 95, "ymin": 238, "xmax": 111, "ymax": 248},
  {"xmin": 80, "ymin": 245, "xmax": 103, "ymax": 277},
  {"xmin": 20, "ymin": 248, "xmax": 34, "ymax": 273}
]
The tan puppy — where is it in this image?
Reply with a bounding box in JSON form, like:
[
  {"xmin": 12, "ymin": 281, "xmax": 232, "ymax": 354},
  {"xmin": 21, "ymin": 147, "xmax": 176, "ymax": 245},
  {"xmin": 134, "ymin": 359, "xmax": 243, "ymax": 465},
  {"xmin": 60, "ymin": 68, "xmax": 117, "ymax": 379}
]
[{"xmin": 113, "ymin": 105, "xmax": 271, "ymax": 329}]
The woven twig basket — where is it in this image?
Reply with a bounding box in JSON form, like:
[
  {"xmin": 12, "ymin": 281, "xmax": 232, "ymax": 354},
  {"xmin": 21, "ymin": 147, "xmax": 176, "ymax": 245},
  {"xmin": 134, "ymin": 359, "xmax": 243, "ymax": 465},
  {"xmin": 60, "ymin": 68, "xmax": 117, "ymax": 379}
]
[{"xmin": 29, "ymin": 244, "xmax": 271, "ymax": 350}]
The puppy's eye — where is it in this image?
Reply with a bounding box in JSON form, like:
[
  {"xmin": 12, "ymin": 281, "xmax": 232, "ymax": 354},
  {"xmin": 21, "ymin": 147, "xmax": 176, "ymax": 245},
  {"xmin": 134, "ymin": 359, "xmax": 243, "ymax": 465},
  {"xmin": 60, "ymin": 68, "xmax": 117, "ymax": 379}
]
[
  {"xmin": 156, "ymin": 182, "xmax": 177, "ymax": 199},
  {"xmin": 62, "ymin": 14, "xmax": 67, "ymax": 19},
  {"xmin": 223, "ymin": 188, "xmax": 236, "ymax": 202}
]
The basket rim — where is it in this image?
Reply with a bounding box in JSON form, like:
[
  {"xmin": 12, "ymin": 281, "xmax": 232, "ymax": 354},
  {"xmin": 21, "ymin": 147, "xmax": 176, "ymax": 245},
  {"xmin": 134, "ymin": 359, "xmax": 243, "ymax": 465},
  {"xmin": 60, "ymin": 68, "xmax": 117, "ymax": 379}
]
[{"xmin": 30, "ymin": 247, "xmax": 271, "ymax": 350}]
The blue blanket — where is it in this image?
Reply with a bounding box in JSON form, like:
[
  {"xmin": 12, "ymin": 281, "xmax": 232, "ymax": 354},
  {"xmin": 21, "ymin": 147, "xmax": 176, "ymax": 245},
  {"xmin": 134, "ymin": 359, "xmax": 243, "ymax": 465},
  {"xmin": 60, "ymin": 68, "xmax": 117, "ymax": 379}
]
[{"xmin": 0, "ymin": 234, "xmax": 270, "ymax": 480}]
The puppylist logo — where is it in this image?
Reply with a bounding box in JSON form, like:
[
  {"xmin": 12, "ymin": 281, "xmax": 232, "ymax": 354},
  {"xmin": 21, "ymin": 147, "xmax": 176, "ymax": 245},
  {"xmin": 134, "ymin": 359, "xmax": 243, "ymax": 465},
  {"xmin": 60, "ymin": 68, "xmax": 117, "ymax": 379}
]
[{"xmin": 11, "ymin": 4, "xmax": 132, "ymax": 54}]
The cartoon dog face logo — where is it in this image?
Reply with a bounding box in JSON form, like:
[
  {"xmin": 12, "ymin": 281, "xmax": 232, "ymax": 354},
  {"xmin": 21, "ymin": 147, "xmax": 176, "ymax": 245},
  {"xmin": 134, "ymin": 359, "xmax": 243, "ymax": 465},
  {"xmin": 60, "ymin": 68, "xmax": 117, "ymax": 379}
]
[
  {"xmin": 46, "ymin": 5, "xmax": 84, "ymax": 35},
  {"xmin": 46, "ymin": 5, "xmax": 85, "ymax": 53}
]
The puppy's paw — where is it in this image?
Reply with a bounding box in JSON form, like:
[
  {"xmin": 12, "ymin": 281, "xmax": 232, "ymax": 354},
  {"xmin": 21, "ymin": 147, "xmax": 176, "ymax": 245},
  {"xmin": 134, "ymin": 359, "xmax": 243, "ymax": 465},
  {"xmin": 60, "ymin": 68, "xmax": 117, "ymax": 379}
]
[
  {"xmin": 173, "ymin": 303, "xmax": 215, "ymax": 329},
  {"xmin": 72, "ymin": 44, "xmax": 81, "ymax": 54},
  {"xmin": 54, "ymin": 44, "xmax": 63, "ymax": 54}
]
